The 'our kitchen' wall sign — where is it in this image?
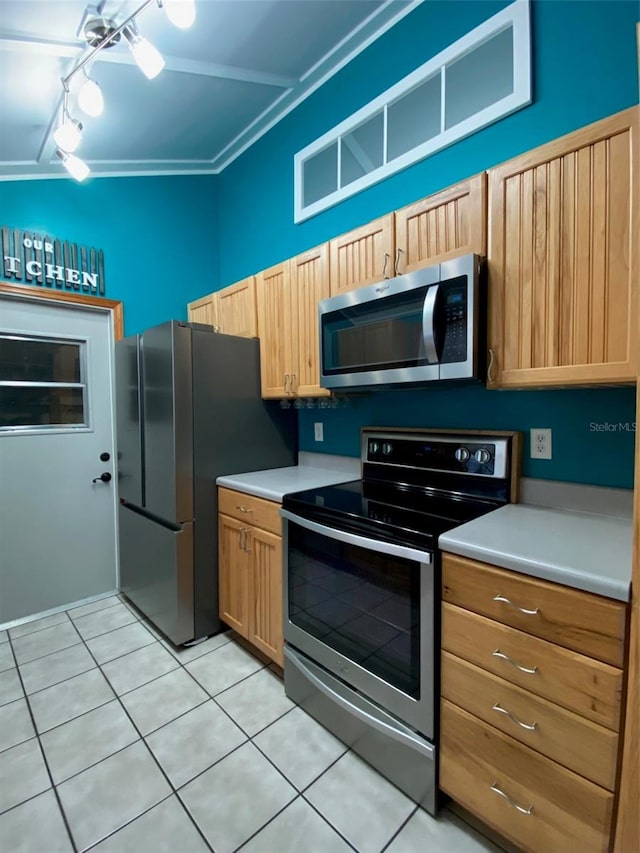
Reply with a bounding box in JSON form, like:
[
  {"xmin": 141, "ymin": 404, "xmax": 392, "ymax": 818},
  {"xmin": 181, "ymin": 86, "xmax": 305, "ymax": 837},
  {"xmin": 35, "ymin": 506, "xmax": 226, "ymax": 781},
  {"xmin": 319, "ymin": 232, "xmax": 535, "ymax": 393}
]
[{"xmin": 2, "ymin": 227, "xmax": 105, "ymax": 295}]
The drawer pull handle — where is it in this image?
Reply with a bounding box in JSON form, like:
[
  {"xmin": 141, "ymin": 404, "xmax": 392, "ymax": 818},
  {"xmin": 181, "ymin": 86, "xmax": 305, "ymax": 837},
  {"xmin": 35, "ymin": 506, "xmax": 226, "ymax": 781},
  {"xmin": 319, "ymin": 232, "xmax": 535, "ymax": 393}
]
[
  {"xmin": 492, "ymin": 649, "xmax": 538, "ymax": 674},
  {"xmin": 490, "ymin": 783, "xmax": 534, "ymax": 815},
  {"xmin": 492, "ymin": 703, "xmax": 538, "ymax": 731},
  {"xmin": 236, "ymin": 506, "xmax": 254, "ymax": 513},
  {"xmin": 493, "ymin": 594, "xmax": 540, "ymax": 616}
]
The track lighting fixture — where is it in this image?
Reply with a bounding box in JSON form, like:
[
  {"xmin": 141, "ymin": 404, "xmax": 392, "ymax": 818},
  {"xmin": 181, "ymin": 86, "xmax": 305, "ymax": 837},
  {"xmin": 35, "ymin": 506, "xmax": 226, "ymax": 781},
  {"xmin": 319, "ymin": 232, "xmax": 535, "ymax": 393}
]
[
  {"xmin": 57, "ymin": 150, "xmax": 91, "ymax": 182},
  {"xmin": 55, "ymin": 0, "xmax": 196, "ymax": 180},
  {"xmin": 78, "ymin": 71, "xmax": 104, "ymax": 118},
  {"xmin": 124, "ymin": 26, "xmax": 165, "ymax": 80}
]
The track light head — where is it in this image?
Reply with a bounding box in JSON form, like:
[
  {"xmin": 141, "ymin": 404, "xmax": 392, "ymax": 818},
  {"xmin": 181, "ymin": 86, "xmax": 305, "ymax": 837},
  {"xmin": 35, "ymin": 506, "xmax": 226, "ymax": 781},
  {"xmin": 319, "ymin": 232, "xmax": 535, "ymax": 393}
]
[
  {"xmin": 124, "ymin": 26, "xmax": 165, "ymax": 79},
  {"xmin": 57, "ymin": 149, "xmax": 90, "ymax": 182},
  {"xmin": 165, "ymin": 0, "xmax": 196, "ymax": 29},
  {"xmin": 78, "ymin": 73, "xmax": 104, "ymax": 117},
  {"xmin": 53, "ymin": 116, "xmax": 83, "ymax": 153}
]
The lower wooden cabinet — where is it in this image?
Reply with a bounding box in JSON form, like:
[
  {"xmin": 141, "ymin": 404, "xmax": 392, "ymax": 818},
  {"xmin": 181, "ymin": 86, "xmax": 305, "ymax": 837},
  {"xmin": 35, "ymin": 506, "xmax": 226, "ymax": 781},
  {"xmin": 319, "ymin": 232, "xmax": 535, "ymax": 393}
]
[
  {"xmin": 218, "ymin": 487, "xmax": 283, "ymax": 666},
  {"xmin": 440, "ymin": 700, "xmax": 614, "ymax": 853},
  {"xmin": 440, "ymin": 552, "xmax": 627, "ymax": 853}
]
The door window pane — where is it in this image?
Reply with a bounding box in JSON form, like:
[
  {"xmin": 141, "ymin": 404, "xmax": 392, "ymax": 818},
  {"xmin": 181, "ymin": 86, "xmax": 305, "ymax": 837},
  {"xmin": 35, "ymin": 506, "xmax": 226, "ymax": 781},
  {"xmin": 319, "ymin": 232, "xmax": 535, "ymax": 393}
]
[
  {"xmin": 387, "ymin": 74, "xmax": 441, "ymax": 161},
  {"xmin": 0, "ymin": 336, "xmax": 81, "ymax": 383},
  {"xmin": 0, "ymin": 334, "xmax": 88, "ymax": 431},
  {"xmin": 340, "ymin": 111, "xmax": 384, "ymax": 187},
  {"xmin": 444, "ymin": 26, "xmax": 514, "ymax": 129},
  {"xmin": 0, "ymin": 386, "xmax": 85, "ymax": 428}
]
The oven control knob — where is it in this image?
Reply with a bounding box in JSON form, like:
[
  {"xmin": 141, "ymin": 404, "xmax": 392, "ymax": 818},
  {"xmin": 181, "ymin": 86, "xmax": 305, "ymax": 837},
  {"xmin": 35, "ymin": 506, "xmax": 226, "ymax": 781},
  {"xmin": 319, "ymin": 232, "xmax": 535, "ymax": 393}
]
[
  {"xmin": 454, "ymin": 447, "xmax": 470, "ymax": 462},
  {"xmin": 369, "ymin": 441, "xmax": 380, "ymax": 455},
  {"xmin": 382, "ymin": 442, "xmax": 393, "ymax": 456},
  {"xmin": 474, "ymin": 448, "xmax": 491, "ymax": 464}
]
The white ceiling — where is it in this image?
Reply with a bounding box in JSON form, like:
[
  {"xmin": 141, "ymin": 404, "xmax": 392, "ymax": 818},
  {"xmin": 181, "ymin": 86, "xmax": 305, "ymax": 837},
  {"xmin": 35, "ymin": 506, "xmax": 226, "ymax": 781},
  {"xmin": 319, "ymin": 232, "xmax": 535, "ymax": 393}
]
[{"xmin": 0, "ymin": 0, "xmax": 418, "ymax": 181}]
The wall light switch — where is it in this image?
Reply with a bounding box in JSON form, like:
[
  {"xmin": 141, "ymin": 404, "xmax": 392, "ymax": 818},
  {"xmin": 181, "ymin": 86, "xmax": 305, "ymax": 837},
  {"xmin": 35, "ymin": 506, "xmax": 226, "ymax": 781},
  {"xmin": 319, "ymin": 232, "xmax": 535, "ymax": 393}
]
[
  {"xmin": 530, "ymin": 428, "xmax": 552, "ymax": 459},
  {"xmin": 314, "ymin": 422, "xmax": 324, "ymax": 442}
]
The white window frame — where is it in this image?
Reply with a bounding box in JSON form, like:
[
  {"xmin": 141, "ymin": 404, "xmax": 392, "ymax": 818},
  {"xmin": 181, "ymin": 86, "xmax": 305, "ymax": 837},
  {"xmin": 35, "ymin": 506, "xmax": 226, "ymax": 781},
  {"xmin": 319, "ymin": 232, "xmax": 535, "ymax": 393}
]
[
  {"xmin": 0, "ymin": 333, "xmax": 91, "ymax": 434},
  {"xmin": 294, "ymin": 0, "xmax": 531, "ymax": 223}
]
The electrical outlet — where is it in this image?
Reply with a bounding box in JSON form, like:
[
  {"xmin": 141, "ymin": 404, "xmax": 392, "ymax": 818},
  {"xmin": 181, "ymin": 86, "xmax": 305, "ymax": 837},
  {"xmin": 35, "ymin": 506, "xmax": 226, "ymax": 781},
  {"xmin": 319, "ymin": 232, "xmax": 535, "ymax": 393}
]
[
  {"xmin": 314, "ymin": 422, "xmax": 324, "ymax": 442},
  {"xmin": 530, "ymin": 428, "xmax": 552, "ymax": 460}
]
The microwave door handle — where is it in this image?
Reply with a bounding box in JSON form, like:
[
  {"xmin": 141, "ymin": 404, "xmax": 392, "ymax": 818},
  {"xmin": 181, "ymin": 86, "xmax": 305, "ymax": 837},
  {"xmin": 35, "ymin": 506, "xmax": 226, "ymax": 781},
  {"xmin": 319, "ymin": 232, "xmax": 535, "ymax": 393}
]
[{"xmin": 422, "ymin": 284, "xmax": 440, "ymax": 363}]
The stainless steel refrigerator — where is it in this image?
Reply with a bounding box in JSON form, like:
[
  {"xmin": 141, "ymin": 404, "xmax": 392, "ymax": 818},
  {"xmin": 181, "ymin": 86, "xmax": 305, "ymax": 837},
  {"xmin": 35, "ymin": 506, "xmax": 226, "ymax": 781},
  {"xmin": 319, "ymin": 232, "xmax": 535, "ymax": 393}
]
[{"xmin": 115, "ymin": 320, "xmax": 297, "ymax": 645}]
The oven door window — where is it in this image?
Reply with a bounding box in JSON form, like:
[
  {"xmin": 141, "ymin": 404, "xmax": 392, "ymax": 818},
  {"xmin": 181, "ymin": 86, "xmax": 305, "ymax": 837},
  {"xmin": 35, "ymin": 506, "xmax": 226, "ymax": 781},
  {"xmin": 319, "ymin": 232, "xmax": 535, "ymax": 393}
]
[{"xmin": 288, "ymin": 524, "xmax": 420, "ymax": 699}]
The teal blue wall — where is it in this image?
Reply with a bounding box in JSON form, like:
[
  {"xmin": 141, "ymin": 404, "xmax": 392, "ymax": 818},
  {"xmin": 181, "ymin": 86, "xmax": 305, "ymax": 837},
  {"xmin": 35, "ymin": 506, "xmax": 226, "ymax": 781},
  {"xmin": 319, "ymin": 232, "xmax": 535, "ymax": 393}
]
[
  {"xmin": 0, "ymin": 174, "xmax": 219, "ymax": 335},
  {"xmin": 215, "ymin": 0, "xmax": 639, "ymax": 488},
  {"xmin": 1, "ymin": 1, "xmax": 637, "ymax": 487},
  {"xmin": 298, "ymin": 387, "xmax": 637, "ymax": 488},
  {"xmin": 217, "ymin": 0, "xmax": 640, "ymax": 284}
]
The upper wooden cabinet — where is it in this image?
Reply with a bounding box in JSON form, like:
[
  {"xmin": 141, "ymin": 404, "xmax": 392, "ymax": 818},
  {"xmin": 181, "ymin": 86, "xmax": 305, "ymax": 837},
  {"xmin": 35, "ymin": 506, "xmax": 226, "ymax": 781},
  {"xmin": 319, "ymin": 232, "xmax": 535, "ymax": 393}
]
[
  {"xmin": 256, "ymin": 261, "xmax": 292, "ymax": 398},
  {"xmin": 214, "ymin": 276, "xmax": 257, "ymax": 338},
  {"xmin": 256, "ymin": 247, "xmax": 330, "ymax": 398},
  {"xmin": 487, "ymin": 106, "xmax": 639, "ymax": 388},
  {"xmin": 394, "ymin": 174, "xmax": 487, "ymax": 276},
  {"xmin": 187, "ymin": 293, "xmax": 217, "ymax": 328},
  {"xmin": 291, "ymin": 244, "xmax": 330, "ymax": 397},
  {"xmin": 329, "ymin": 214, "xmax": 394, "ymax": 296}
]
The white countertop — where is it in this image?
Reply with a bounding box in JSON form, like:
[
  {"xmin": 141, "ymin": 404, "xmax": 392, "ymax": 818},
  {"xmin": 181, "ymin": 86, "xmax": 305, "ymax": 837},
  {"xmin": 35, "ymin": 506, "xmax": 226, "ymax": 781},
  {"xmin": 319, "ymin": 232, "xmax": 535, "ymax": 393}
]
[
  {"xmin": 439, "ymin": 503, "xmax": 633, "ymax": 602},
  {"xmin": 216, "ymin": 453, "xmax": 360, "ymax": 502}
]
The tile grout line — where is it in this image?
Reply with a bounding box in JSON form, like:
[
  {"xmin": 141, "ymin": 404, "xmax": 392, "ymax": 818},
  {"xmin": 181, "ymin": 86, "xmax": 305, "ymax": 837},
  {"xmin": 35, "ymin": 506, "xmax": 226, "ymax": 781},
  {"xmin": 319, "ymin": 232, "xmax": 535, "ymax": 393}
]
[
  {"xmin": 5, "ymin": 611, "xmax": 72, "ymax": 642},
  {"xmin": 107, "ymin": 628, "xmax": 347, "ymax": 848},
  {"xmin": 63, "ymin": 613, "xmax": 216, "ymax": 853},
  {"xmin": 4, "ymin": 631, "xmax": 79, "ymax": 853},
  {"xmin": 379, "ymin": 804, "xmax": 420, "ymax": 853},
  {"xmin": 9, "ymin": 611, "xmax": 408, "ymax": 853},
  {"xmin": 145, "ymin": 628, "xmax": 370, "ymax": 851}
]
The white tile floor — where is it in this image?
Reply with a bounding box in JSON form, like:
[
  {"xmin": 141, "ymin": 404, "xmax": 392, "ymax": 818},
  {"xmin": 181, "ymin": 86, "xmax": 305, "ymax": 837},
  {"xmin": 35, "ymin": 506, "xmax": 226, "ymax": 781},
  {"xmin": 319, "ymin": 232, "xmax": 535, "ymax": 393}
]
[{"xmin": 0, "ymin": 596, "xmax": 501, "ymax": 852}]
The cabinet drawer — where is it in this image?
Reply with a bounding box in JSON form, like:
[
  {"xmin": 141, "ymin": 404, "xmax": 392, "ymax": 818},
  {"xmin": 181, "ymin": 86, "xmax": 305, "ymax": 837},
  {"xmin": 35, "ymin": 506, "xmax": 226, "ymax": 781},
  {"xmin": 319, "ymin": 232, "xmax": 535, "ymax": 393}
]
[
  {"xmin": 442, "ymin": 652, "xmax": 618, "ymax": 790},
  {"xmin": 440, "ymin": 700, "xmax": 614, "ymax": 853},
  {"xmin": 442, "ymin": 604, "xmax": 622, "ymax": 729},
  {"xmin": 442, "ymin": 554, "xmax": 626, "ymax": 666},
  {"xmin": 218, "ymin": 488, "xmax": 281, "ymax": 535}
]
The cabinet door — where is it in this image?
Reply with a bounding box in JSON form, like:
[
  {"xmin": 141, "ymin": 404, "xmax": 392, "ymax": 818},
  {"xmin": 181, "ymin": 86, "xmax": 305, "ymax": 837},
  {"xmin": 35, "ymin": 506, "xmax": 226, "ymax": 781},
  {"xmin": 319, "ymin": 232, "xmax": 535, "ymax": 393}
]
[
  {"xmin": 256, "ymin": 261, "xmax": 295, "ymax": 398},
  {"xmin": 488, "ymin": 106, "xmax": 639, "ymax": 388},
  {"xmin": 247, "ymin": 526, "xmax": 283, "ymax": 666},
  {"xmin": 218, "ymin": 514, "xmax": 249, "ymax": 638},
  {"xmin": 290, "ymin": 244, "xmax": 331, "ymax": 397},
  {"xmin": 216, "ymin": 276, "xmax": 257, "ymax": 338},
  {"xmin": 187, "ymin": 294, "xmax": 217, "ymax": 328},
  {"xmin": 329, "ymin": 214, "xmax": 394, "ymax": 296},
  {"xmin": 394, "ymin": 174, "xmax": 487, "ymax": 275}
]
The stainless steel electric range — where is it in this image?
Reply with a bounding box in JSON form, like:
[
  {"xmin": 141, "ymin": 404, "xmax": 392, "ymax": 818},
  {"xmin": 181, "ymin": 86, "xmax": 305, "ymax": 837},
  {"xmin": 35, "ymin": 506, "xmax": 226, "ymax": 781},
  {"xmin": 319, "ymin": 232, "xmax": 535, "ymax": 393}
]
[{"xmin": 281, "ymin": 427, "xmax": 519, "ymax": 814}]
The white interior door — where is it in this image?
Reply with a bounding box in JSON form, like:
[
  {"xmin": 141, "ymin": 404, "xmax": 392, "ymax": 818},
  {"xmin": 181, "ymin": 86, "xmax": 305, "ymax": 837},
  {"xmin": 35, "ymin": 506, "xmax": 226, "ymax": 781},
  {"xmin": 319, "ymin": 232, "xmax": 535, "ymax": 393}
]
[{"xmin": 0, "ymin": 295, "xmax": 118, "ymax": 624}]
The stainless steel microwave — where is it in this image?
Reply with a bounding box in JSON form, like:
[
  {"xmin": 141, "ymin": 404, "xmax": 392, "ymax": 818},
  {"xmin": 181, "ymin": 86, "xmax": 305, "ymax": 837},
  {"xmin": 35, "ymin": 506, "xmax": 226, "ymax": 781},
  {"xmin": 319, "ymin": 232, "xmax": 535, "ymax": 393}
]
[{"xmin": 319, "ymin": 253, "xmax": 485, "ymax": 390}]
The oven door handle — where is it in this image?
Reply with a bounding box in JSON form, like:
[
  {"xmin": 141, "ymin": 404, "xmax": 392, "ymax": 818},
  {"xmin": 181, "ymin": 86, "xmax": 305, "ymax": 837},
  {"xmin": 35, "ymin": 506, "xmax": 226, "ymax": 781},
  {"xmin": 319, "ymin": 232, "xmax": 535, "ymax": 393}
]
[
  {"xmin": 285, "ymin": 646, "xmax": 436, "ymax": 762},
  {"xmin": 281, "ymin": 510, "xmax": 432, "ymax": 565}
]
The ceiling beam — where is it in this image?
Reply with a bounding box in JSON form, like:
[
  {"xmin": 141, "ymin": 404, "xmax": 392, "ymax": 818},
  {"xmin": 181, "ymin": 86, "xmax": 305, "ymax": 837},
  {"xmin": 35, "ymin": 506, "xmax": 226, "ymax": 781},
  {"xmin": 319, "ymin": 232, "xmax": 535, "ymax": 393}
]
[{"xmin": 0, "ymin": 31, "xmax": 297, "ymax": 88}]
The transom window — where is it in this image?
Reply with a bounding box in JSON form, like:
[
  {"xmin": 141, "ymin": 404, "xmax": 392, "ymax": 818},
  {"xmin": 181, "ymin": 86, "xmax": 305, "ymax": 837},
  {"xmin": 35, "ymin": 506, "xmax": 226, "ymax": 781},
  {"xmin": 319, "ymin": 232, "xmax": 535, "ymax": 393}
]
[
  {"xmin": 295, "ymin": 0, "xmax": 531, "ymax": 222},
  {"xmin": 0, "ymin": 334, "xmax": 89, "ymax": 431}
]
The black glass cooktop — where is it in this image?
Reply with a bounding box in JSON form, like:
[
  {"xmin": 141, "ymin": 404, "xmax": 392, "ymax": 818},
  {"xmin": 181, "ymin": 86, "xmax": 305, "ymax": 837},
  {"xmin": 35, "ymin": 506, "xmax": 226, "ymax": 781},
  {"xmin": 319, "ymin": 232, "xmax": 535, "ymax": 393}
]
[{"xmin": 282, "ymin": 479, "xmax": 501, "ymax": 552}]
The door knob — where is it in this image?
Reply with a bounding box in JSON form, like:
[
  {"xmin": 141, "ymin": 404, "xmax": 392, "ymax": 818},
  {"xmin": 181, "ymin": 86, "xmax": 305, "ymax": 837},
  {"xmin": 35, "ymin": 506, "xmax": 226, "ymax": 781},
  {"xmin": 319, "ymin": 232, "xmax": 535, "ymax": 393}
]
[{"xmin": 92, "ymin": 472, "xmax": 112, "ymax": 484}]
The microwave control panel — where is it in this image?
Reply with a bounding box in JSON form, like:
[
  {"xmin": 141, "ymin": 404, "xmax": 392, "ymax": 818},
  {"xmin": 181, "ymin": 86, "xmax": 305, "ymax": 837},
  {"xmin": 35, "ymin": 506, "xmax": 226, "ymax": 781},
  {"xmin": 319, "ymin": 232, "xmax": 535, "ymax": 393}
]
[{"xmin": 439, "ymin": 277, "xmax": 467, "ymax": 364}]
